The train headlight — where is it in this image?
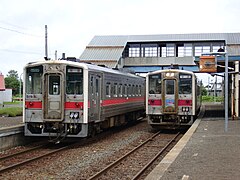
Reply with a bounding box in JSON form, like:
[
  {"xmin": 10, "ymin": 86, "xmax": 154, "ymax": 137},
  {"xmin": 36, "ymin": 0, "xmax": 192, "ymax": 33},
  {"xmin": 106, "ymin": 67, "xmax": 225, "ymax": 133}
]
[
  {"xmin": 70, "ymin": 112, "xmax": 75, "ymax": 119},
  {"xmin": 74, "ymin": 112, "xmax": 79, "ymax": 119},
  {"xmin": 182, "ymin": 107, "xmax": 190, "ymax": 112},
  {"xmin": 70, "ymin": 112, "xmax": 79, "ymax": 119}
]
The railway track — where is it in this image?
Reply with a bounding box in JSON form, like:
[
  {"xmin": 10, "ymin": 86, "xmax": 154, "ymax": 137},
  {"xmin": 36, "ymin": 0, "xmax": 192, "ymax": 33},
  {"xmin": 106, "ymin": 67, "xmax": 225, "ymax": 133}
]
[
  {"xmin": 87, "ymin": 131, "xmax": 182, "ymax": 180},
  {"xmin": 0, "ymin": 142, "xmax": 75, "ymax": 173}
]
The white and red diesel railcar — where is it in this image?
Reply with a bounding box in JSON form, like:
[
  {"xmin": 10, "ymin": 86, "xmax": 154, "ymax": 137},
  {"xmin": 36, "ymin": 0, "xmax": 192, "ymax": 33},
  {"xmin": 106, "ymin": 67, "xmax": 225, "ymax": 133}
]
[
  {"xmin": 23, "ymin": 60, "xmax": 145, "ymax": 138},
  {"xmin": 146, "ymin": 69, "xmax": 201, "ymax": 129}
]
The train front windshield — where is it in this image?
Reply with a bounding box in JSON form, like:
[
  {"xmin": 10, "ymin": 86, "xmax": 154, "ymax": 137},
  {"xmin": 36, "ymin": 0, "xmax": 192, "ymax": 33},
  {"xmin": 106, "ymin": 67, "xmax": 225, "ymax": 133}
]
[
  {"xmin": 149, "ymin": 74, "xmax": 161, "ymax": 94},
  {"xmin": 26, "ymin": 66, "xmax": 43, "ymax": 94},
  {"xmin": 66, "ymin": 67, "xmax": 83, "ymax": 95},
  {"xmin": 179, "ymin": 74, "xmax": 192, "ymax": 94}
]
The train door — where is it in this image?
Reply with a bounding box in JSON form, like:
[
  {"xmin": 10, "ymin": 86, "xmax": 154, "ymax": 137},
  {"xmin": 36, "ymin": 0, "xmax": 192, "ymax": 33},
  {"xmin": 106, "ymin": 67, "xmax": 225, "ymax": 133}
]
[
  {"xmin": 43, "ymin": 73, "xmax": 64, "ymax": 120},
  {"xmin": 89, "ymin": 74, "xmax": 101, "ymax": 121},
  {"xmin": 163, "ymin": 79, "xmax": 178, "ymax": 113}
]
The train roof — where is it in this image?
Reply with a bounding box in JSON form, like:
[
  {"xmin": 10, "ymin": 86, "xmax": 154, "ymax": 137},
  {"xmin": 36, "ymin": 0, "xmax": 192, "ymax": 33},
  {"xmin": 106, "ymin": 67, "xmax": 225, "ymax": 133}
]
[
  {"xmin": 24, "ymin": 59, "xmax": 144, "ymax": 79},
  {"xmin": 146, "ymin": 69, "xmax": 195, "ymax": 76}
]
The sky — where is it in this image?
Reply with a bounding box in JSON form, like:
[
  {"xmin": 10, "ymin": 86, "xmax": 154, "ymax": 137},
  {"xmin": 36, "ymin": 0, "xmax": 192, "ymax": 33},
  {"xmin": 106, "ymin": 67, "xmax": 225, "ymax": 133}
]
[{"xmin": 0, "ymin": 0, "xmax": 240, "ymax": 85}]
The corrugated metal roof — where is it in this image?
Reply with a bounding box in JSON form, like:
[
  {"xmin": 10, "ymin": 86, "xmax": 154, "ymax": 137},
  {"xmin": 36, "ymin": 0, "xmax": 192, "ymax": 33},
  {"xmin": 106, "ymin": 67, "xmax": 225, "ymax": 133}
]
[
  {"xmin": 88, "ymin": 35, "xmax": 128, "ymax": 47},
  {"xmin": 128, "ymin": 33, "xmax": 240, "ymax": 44},
  {"xmin": 80, "ymin": 47, "xmax": 124, "ymax": 61},
  {"xmin": 79, "ymin": 33, "xmax": 240, "ymax": 63},
  {"xmin": 86, "ymin": 33, "xmax": 240, "ymax": 46},
  {"xmin": 80, "ymin": 60, "xmax": 118, "ymax": 68},
  {"xmin": 0, "ymin": 74, "xmax": 5, "ymax": 91}
]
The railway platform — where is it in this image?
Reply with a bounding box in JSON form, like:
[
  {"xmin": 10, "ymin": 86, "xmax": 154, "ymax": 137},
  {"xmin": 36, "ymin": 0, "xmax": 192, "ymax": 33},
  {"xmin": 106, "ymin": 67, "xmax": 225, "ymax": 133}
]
[{"xmin": 146, "ymin": 102, "xmax": 240, "ymax": 180}]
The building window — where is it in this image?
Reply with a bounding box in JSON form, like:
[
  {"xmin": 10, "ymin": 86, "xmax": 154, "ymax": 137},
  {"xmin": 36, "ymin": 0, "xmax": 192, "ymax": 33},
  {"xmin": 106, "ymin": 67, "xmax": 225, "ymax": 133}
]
[
  {"xmin": 141, "ymin": 44, "xmax": 158, "ymax": 57},
  {"xmin": 166, "ymin": 44, "xmax": 175, "ymax": 57},
  {"xmin": 194, "ymin": 45, "xmax": 211, "ymax": 56},
  {"xmin": 160, "ymin": 46, "xmax": 167, "ymax": 57},
  {"xmin": 129, "ymin": 44, "xmax": 141, "ymax": 57},
  {"xmin": 177, "ymin": 44, "xmax": 192, "ymax": 57}
]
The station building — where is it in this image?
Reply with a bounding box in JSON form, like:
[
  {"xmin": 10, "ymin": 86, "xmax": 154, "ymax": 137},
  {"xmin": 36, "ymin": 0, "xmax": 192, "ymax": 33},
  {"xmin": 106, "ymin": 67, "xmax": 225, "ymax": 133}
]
[{"xmin": 79, "ymin": 33, "xmax": 240, "ymax": 118}]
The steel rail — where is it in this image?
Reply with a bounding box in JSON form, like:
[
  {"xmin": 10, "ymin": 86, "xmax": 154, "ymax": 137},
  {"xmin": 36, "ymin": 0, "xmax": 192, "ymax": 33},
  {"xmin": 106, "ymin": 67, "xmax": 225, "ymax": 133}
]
[
  {"xmin": 131, "ymin": 132, "xmax": 181, "ymax": 180},
  {"xmin": 87, "ymin": 131, "xmax": 161, "ymax": 180},
  {"xmin": 0, "ymin": 143, "xmax": 75, "ymax": 174},
  {"xmin": 0, "ymin": 143, "xmax": 48, "ymax": 161}
]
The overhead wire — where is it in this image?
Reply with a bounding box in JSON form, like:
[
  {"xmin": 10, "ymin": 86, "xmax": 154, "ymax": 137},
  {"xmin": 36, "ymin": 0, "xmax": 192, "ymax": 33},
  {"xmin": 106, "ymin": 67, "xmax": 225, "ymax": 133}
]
[
  {"xmin": 0, "ymin": 20, "xmax": 45, "ymax": 55},
  {"xmin": 0, "ymin": 48, "xmax": 43, "ymax": 55},
  {"xmin": 0, "ymin": 26, "xmax": 43, "ymax": 38}
]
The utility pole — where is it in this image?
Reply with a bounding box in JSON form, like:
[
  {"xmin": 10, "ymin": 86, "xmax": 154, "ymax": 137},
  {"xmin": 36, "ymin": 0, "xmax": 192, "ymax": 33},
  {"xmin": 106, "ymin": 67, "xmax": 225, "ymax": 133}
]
[{"xmin": 45, "ymin": 25, "xmax": 48, "ymax": 59}]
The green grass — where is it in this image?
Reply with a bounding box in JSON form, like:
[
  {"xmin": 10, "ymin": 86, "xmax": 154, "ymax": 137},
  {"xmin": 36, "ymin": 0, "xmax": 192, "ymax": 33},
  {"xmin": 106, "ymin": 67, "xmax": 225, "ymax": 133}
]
[
  {"xmin": 3, "ymin": 101, "xmax": 21, "ymax": 105},
  {"xmin": 0, "ymin": 107, "xmax": 23, "ymax": 117},
  {"xmin": 202, "ymin": 96, "xmax": 224, "ymax": 102}
]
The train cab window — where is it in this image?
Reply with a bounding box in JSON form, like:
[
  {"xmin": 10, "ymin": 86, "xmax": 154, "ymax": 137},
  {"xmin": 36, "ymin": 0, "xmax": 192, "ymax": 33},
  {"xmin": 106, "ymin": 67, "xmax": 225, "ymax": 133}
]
[
  {"xmin": 66, "ymin": 67, "xmax": 83, "ymax": 95},
  {"xmin": 179, "ymin": 74, "xmax": 192, "ymax": 94},
  {"xmin": 26, "ymin": 66, "xmax": 43, "ymax": 94},
  {"xmin": 49, "ymin": 75, "xmax": 60, "ymax": 95},
  {"xmin": 165, "ymin": 80, "xmax": 175, "ymax": 95},
  {"xmin": 149, "ymin": 74, "xmax": 161, "ymax": 94}
]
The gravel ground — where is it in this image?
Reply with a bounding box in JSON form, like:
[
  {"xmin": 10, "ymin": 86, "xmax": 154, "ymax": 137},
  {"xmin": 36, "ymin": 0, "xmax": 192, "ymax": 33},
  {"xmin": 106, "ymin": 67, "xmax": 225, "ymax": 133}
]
[
  {"xmin": 0, "ymin": 116, "xmax": 23, "ymax": 128},
  {"xmin": 0, "ymin": 120, "xmax": 156, "ymax": 179}
]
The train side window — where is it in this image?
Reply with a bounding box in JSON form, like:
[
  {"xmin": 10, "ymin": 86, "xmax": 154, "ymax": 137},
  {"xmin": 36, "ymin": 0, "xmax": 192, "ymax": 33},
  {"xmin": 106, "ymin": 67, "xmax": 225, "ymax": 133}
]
[
  {"xmin": 128, "ymin": 84, "xmax": 132, "ymax": 97},
  {"xmin": 119, "ymin": 84, "xmax": 123, "ymax": 97},
  {"xmin": 123, "ymin": 84, "xmax": 127, "ymax": 97},
  {"xmin": 106, "ymin": 82, "xmax": 111, "ymax": 97},
  {"xmin": 136, "ymin": 85, "xmax": 138, "ymax": 96},
  {"xmin": 96, "ymin": 78, "xmax": 99, "ymax": 95},
  {"xmin": 139, "ymin": 85, "xmax": 142, "ymax": 96},
  {"xmin": 91, "ymin": 76, "xmax": 94, "ymax": 95},
  {"xmin": 132, "ymin": 85, "xmax": 135, "ymax": 96},
  {"xmin": 114, "ymin": 83, "xmax": 118, "ymax": 97}
]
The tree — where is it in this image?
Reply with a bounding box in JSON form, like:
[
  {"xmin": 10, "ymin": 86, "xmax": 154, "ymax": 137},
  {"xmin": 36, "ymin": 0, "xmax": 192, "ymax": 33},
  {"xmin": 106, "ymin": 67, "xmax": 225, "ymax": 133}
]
[
  {"xmin": 5, "ymin": 70, "xmax": 20, "ymax": 96},
  {"xmin": 201, "ymin": 86, "xmax": 208, "ymax": 96}
]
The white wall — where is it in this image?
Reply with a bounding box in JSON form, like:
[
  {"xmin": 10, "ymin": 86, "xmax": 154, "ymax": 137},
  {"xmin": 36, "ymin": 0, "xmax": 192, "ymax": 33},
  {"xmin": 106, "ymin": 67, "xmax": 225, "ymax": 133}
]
[
  {"xmin": 3, "ymin": 89, "xmax": 12, "ymax": 102},
  {"xmin": 0, "ymin": 91, "xmax": 4, "ymax": 106}
]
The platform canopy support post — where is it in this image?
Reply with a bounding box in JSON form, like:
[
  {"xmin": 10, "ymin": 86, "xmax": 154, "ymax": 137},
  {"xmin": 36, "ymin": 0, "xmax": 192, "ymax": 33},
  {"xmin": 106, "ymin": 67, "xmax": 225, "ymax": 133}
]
[
  {"xmin": 225, "ymin": 52, "xmax": 228, "ymax": 132},
  {"xmin": 200, "ymin": 52, "xmax": 228, "ymax": 132}
]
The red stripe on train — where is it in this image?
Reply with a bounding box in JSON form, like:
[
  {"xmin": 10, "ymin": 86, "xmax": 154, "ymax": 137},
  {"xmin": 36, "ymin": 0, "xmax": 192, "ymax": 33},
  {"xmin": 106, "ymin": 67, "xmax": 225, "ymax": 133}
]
[
  {"xmin": 148, "ymin": 99, "xmax": 162, "ymax": 106},
  {"xmin": 102, "ymin": 97, "xmax": 144, "ymax": 107},
  {"xmin": 148, "ymin": 99, "xmax": 192, "ymax": 106},
  {"xmin": 178, "ymin": 99, "xmax": 192, "ymax": 106},
  {"xmin": 25, "ymin": 101, "xmax": 42, "ymax": 109},
  {"xmin": 65, "ymin": 102, "xmax": 84, "ymax": 109}
]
